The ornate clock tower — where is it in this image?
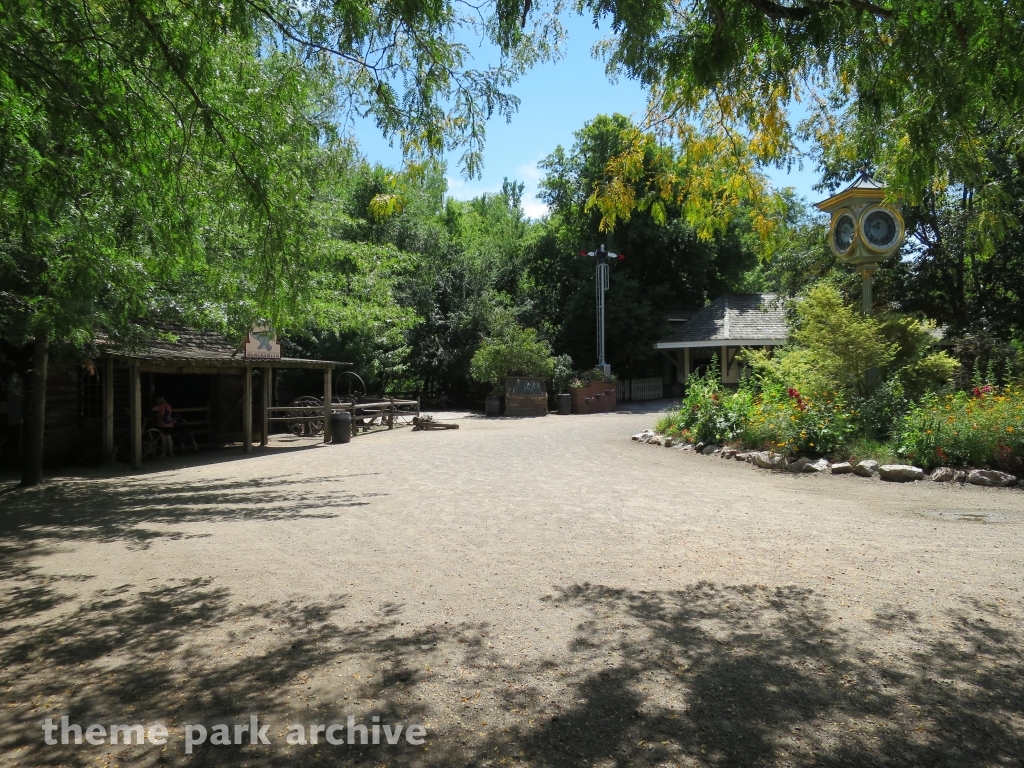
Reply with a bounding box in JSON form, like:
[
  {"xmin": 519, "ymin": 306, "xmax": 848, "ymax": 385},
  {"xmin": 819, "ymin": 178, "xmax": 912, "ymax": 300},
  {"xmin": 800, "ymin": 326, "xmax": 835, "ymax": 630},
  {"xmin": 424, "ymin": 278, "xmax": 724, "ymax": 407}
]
[{"xmin": 814, "ymin": 171, "xmax": 905, "ymax": 314}]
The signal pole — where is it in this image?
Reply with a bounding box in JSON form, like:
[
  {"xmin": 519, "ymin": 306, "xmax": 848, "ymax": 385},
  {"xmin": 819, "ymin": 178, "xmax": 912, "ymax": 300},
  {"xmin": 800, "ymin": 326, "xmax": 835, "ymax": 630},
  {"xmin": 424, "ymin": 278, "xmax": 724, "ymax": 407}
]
[{"xmin": 579, "ymin": 244, "xmax": 623, "ymax": 375}]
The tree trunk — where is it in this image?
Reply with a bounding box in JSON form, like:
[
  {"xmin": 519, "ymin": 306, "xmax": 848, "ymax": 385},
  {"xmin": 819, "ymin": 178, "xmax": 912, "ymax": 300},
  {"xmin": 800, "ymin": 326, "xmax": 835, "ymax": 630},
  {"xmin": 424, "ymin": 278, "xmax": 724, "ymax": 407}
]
[{"xmin": 21, "ymin": 334, "xmax": 49, "ymax": 487}]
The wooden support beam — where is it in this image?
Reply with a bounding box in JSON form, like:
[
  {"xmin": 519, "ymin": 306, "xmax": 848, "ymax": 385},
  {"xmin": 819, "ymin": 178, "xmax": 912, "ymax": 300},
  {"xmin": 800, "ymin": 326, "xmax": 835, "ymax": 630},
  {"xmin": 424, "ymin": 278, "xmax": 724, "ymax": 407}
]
[
  {"xmin": 721, "ymin": 346, "xmax": 728, "ymax": 382},
  {"xmin": 130, "ymin": 364, "xmax": 142, "ymax": 469},
  {"xmin": 322, "ymin": 368, "xmax": 332, "ymax": 443},
  {"xmin": 683, "ymin": 348, "xmax": 691, "ymax": 384},
  {"xmin": 102, "ymin": 357, "xmax": 114, "ymax": 463},
  {"xmin": 242, "ymin": 367, "xmax": 252, "ymax": 454},
  {"xmin": 261, "ymin": 367, "xmax": 271, "ymax": 447}
]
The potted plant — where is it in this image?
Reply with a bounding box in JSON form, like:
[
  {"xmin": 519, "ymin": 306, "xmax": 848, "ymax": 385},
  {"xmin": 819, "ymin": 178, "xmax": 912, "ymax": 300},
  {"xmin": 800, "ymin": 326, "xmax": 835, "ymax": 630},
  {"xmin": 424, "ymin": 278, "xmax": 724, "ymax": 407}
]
[{"xmin": 470, "ymin": 310, "xmax": 555, "ymax": 416}]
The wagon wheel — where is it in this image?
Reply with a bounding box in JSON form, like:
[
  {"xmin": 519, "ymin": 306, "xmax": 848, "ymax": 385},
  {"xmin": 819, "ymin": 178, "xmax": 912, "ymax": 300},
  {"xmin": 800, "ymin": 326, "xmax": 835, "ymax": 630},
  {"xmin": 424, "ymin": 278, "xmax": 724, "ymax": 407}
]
[
  {"xmin": 285, "ymin": 396, "xmax": 324, "ymax": 436},
  {"xmin": 142, "ymin": 428, "xmax": 165, "ymax": 459}
]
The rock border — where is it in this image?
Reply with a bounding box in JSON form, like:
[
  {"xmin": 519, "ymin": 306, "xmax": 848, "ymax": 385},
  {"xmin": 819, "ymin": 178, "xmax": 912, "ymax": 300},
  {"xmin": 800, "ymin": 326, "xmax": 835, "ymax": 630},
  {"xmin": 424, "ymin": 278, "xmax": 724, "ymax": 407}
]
[{"xmin": 630, "ymin": 430, "xmax": 1020, "ymax": 489}]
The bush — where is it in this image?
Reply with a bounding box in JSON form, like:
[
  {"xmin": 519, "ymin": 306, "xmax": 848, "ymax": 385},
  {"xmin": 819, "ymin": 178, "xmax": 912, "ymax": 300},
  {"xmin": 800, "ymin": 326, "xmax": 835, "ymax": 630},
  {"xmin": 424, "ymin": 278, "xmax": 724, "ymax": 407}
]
[
  {"xmin": 740, "ymin": 384, "xmax": 856, "ymax": 456},
  {"xmin": 469, "ymin": 309, "xmax": 555, "ymax": 392},
  {"xmin": 897, "ymin": 384, "xmax": 1024, "ymax": 472}
]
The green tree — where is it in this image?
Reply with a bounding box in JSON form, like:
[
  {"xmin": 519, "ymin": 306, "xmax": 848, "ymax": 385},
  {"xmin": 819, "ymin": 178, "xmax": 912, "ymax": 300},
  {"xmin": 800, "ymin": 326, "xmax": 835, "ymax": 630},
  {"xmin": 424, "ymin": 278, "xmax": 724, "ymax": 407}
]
[
  {"xmin": 528, "ymin": 114, "xmax": 761, "ymax": 376},
  {"xmin": 546, "ymin": 0, "xmax": 1024, "ymax": 231},
  {"xmin": 470, "ymin": 309, "xmax": 555, "ymax": 392},
  {"xmin": 0, "ymin": 0, "xmax": 555, "ymax": 485}
]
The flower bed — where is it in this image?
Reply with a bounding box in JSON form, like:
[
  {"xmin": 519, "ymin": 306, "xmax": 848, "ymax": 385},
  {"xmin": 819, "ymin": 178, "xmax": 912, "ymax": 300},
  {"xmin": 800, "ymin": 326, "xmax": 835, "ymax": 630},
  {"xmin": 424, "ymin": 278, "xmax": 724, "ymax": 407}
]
[
  {"xmin": 897, "ymin": 385, "xmax": 1024, "ymax": 472},
  {"xmin": 657, "ymin": 374, "xmax": 1023, "ymax": 472}
]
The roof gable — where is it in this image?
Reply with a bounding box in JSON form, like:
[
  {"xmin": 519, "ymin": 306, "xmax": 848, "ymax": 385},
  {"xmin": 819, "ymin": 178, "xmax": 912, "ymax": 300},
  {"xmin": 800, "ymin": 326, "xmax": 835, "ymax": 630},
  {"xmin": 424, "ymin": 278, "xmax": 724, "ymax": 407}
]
[{"xmin": 655, "ymin": 293, "xmax": 788, "ymax": 348}]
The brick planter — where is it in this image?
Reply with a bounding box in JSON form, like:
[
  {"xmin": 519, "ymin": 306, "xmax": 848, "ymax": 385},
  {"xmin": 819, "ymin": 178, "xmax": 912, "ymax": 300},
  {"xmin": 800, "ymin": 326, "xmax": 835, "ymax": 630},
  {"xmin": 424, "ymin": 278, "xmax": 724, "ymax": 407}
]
[{"xmin": 570, "ymin": 382, "xmax": 617, "ymax": 414}]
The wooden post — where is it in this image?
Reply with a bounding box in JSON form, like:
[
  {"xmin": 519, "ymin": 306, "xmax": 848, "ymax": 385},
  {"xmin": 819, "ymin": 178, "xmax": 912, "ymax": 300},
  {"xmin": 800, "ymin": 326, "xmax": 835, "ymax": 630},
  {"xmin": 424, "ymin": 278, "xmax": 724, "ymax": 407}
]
[
  {"xmin": 388, "ymin": 398, "xmax": 394, "ymax": 429},
  {"xmin": 683, "ymin": 348, "xmax": 691, "ymax": 384},
  {"xmin": 130, "ymin": 364, "xmax": 142, "ymax": 469},
  {"xmin": 242, "ymin": 366, "xmax": 252, "ymax": 454},
  {"xmin": 721, "ymin": 346, "xmax": 728, "ymax": 382},
  {"xmin": 322, "ymin": 368, "xmax": 332, "ymax": 443},
  {"xmin": 261, "ymin": 367, "xmax": 271, "ymax": 447},
  {"xmin": 102, "ymin": 357, "xmax": 114, "ymax": 462}
]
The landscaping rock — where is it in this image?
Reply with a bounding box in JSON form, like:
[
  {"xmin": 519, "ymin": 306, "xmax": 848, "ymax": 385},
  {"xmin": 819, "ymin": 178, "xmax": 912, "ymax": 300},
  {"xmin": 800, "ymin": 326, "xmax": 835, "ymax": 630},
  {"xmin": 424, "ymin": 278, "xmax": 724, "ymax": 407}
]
[
  {"xmin": 966, "ymin": 469, "xmax": 1018, "ymax": 487},
  {"xmin": 662, "ymin": 436, "xmax": 674, "ymax": 448},
  {"xmin": 929, "ymin": 466, "xmax": 956, "ymax": 483},
  {"xmin": 788, "ymin": 457, "xmax": 831, "ymax": 473},
  {"xmin": 734, "ymin": 451, "xmax": 751, "ymax": 462},
  {"xmin": 679, "ymin": 443, "xmax": 695, "ymax": 452},
  {"xmin": 752, "ymin": 452, "xmax": 788, "ymax": 470},
  {"xmin": 831, "ymin": 462, "xmax": 854, "ymax": 475},
  {"xmin": 694, "ymin": 442, "xmax": 705, "ymax": 453},
  {"xmin": 701, "ymin": 444, "xmax": 719, "ymax": 455},
  {"xmin": 632, "ymin": 430, "xmax": 657, "ymax": 443},
  {"xmin": 854, "ymin": 460, "xmax": 879, "ymax": 477},
  {"xmin": 787, "ymin": 456, "xmax": 811, "ymax": 472},
  {"xmin": 878, "ymin": 464, "xmax": 925, "ymax": 483},
  {"xmin": 953, "ymin": 470, "xmax": 968, "ymax": 484},
  {"xmin": 720, "ymin": 448, "xmax": 737, "ymax": 459}
]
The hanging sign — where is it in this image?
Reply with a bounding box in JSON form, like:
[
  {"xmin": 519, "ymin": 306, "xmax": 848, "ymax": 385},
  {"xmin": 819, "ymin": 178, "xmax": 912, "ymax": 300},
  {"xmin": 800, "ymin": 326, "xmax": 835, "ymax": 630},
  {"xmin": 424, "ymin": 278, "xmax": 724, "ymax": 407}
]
[{"xmin": 243, "ymin": 326, "xmax": 281, "ymax": 360}]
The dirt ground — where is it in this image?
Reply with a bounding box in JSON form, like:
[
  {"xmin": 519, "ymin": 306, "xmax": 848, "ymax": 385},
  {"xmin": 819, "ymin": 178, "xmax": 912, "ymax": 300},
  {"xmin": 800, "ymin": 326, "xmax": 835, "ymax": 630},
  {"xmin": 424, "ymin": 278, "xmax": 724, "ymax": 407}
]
[{"xmin": 2, "ymin": 403, "xmax": 1023, "ymax": 768}]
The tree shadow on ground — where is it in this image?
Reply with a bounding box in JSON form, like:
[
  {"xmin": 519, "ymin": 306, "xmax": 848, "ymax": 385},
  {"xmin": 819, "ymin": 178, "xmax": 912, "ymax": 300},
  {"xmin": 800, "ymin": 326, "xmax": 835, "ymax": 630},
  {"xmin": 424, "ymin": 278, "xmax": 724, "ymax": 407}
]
[
  {"xmin": 2, "ymin": 572, "xmax": 1022, "ymax": 767},
  {"xmin": 474, "ymin": 583, "xmax": 1024, "ymax": 768},
  {"xmin": 0, "ymin": 471, "xmax": 385, "ymax": 552}
]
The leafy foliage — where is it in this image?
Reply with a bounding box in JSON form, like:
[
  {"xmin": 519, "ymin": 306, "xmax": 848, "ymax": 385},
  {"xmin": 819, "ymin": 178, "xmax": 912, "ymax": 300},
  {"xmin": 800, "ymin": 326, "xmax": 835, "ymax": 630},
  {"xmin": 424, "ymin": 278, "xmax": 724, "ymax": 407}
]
[
  {"xmin": 898, "ymin": 386, "xmax": 1024, "ymax": 472},
  {"xmin": 469, "ymin": 309, "xmax": 555, "ymax": 392}
]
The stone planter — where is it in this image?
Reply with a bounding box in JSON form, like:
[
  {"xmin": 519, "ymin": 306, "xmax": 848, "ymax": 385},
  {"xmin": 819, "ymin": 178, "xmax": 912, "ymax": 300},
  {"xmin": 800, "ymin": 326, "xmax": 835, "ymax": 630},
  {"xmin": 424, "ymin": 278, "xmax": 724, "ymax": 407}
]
[
  {"xmin": 570, "ymin": 381, "xmax": 617, "ymax": 414},
  {"xmin": 504, "ymin": 377, "xmax": 548, "ymax": 417}
]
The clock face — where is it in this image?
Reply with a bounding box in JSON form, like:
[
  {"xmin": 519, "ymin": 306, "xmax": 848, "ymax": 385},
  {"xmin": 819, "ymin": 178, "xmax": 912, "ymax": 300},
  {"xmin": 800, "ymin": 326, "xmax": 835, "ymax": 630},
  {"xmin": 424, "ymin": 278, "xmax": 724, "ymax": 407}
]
[
  {"xmin": 862, "ymin": 209, "xmax": 900, "ymax": 250},
  {"xmin": 833, "ymin": 213, "xmax": 856, "ymax": 254}
]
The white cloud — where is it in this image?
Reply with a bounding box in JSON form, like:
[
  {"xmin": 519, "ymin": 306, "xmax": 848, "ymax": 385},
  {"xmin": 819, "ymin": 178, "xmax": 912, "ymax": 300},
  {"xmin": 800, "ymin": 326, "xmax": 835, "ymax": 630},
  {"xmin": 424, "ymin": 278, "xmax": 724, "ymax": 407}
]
[{"xmin": 521, "ymin": 196, "xmax": 549, "ymax": 219}]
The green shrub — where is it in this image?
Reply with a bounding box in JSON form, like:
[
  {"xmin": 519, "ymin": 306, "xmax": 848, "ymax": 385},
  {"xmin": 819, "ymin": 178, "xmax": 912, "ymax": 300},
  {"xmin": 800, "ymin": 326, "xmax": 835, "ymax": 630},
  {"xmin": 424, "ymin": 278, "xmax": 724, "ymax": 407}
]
[
  {"xmin": 469, "ymin": 309, "xmax": 555, "ymax": 392},
  {"xmin": 741, "ymin": 385, "xmax": 856, "ymax": 456},
  {"xmin": 897, "ymin": 384, "xmax": 1024, "ymax": 471}
]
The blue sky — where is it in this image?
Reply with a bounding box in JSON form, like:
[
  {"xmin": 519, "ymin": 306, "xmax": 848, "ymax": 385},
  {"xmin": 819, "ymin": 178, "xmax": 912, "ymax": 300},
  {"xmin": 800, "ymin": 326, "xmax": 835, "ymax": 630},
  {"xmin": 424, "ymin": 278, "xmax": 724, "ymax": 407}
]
[{"xmin": 349, "ymin": 14, "xmax": 822, "ymax": 218}]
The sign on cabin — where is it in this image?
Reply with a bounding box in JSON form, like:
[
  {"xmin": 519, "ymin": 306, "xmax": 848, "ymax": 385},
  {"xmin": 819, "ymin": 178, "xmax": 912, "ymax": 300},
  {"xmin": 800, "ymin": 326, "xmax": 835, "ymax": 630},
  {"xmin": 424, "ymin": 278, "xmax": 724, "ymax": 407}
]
[{"xmin": 244, "ymin": 326, "xmax": 281, "ymax": 360}]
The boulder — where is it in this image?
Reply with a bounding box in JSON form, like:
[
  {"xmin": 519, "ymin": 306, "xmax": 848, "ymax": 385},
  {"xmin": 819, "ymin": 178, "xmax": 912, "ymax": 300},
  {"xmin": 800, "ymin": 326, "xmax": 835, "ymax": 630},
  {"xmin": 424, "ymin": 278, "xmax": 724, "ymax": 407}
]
[
  {"xmin": 694, "ymin": 442, "xmax": 705, "ymax": 453},
  {"xmin": 788, "ymin": 457, "xmax": 831, "ymax": 473},
  {"xmin": 752, "ymin": 452, "xmax": 788, "ymax": 470},
  {"xmin": 631, "ymin": 430, "xmax": 653, "ymax": 442},
  {"xmin": 734, "ymin": 451, "xmax": 751, "ymax": 462},
  {"xmin": 679, "ymin": 443, "xmax": 695, "ymax": 452},
  {"xmin": 662, "ymin": 436, "xmax": 675, "ymax": 448},
  {"xmin": 929, "ymin": 466, "xmax": 955, "ymax": 483},
  {"xmin": 720, "ymin": 448, "xmax": 737, "ymax": 460},
  {"xmin": 831, "ymin": 462, "xmax": 854, "ymax": 475},
  {"xmin": 787, "ymin": 456, "xmax": 811, "ymax": 472},
  {"xmin": 966, "ymin": 469, "xmax": 1018, "ymax": 487},
  {"xmin": 701, "ymin": 444, "xmax": 719, "ymax": 455},
  {"xmin": 853, "ymin": 460, "xmax": 879, "ymax": 477},
  {"xmin": 878, "ymin": 464, "xmax": 925, "ymax": 483},
  {"xmin": 953, "ymin": 470, "xmax": 968, "ymax": 484}
]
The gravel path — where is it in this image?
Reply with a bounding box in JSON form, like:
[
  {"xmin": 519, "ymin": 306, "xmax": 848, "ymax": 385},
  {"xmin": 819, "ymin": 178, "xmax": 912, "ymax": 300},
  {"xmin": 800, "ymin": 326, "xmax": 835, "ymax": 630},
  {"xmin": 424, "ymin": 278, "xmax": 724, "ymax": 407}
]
[{"xmin": 2, "ymin": 405, "xmax": 1023, "ymax": 767}]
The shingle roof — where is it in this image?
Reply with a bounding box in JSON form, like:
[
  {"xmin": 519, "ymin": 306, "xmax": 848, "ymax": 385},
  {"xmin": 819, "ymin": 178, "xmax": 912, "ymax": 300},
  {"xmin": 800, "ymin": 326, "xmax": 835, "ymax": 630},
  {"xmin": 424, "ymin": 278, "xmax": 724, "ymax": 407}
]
[
  {"xmin": 655, "ymin": 293, "xmax": 788, "ymax": 348},
  {"xmin": 132, "ymin": 325, "xmax": 242, "ymax": 361},
  {"xmin": 101, "ymin": 323, "xmax": 347, "ymax": 367}
]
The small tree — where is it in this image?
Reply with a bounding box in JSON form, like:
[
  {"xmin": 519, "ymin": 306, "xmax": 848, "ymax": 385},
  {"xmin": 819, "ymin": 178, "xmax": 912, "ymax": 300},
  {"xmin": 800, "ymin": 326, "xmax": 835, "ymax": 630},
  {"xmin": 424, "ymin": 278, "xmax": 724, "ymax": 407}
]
[{"xmin": 469, "ymin": 310, "xmax": 555, "ymax": 393}]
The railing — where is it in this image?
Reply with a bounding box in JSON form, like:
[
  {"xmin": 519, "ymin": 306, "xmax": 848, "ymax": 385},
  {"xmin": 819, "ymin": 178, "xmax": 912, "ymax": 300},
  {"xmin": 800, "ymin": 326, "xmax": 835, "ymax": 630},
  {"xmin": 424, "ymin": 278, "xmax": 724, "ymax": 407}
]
[
  {"xmin": 616, "ymin": 377, "xmax": 664, "ymax": 402},
  {"xmin": 266, "ymin": 398, "xmax": 420, "ymax": 437}
]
